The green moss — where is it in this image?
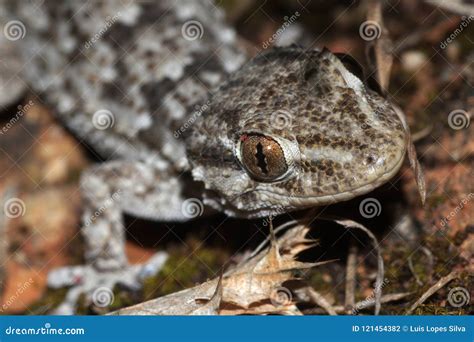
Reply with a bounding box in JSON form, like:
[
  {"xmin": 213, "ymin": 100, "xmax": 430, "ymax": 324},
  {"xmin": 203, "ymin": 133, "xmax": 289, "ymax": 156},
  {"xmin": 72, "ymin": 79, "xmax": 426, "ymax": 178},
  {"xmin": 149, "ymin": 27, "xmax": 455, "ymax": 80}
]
[
  {"xmin": 107, "ymin": 287, "xmax": 137, "ymax": 312},
  {"xmin": 413, "ymin": 305, "xmax": 468, "ymax": 315},
  {"xmin": 426, "ymin": 194, "xmax": 448, "ymax": 210},
  {"xmin": 307, "ymin": 268, "xmax": 335, "ymax": 294},
  {"xmin": 75, "ymin": 292, "xmax": 88, "ymax": 315},
  {"xmin": 76, "ymin": 285, "xmax": 139, "ymax": 315},
  {"xmin": 458, "ymin": 27, "xmax": 474, "ymax": 55},
  {"xmin": 67, "ymin": 167, "xmax": 85, "ymax": 184},
  {"xmin": 381, "ymin": 232, "xmax": 471, "ymax": 315},
  {"xmin": 27, "ymin": 287, "xmax": 69, "ymax": 315},
  {"xmin": 142, "ymin": 240, "xmax": 229, "ymax": 300}
]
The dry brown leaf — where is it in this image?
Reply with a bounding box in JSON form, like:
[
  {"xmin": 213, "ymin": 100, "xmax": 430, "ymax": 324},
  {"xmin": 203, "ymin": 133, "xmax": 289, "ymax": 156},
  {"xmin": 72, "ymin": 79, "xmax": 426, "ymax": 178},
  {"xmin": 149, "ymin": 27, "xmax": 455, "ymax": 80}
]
[
  {"xmin": 111, "ymin": 223, "xmax": 325, "ymax": 315},
  {"xmin": 365, "ymin": 0, "xmax": 393, "ymax": 94},
  {"xmin": 364, "ymin": 2, "xmax": 425, "ymax": 204},
  {"xmin": 393, "ymin": 104, "xmax": 427, "ymax": 205},
  {"xmin": 406, "ymin": 133, "xmax": 427, "ymax": 205},
  {"xmin": 190, "ymin": 275, "xmax": 223, "ymax": 315}
]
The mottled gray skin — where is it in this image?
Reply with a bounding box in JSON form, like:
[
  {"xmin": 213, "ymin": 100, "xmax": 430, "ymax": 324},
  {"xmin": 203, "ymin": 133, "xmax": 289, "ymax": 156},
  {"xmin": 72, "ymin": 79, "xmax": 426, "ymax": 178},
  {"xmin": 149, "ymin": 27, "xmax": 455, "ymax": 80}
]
[
  {"xmin": 1, "ymin": 0, "xmax": 407, "ymax": 313},
  {"xmin": 187, "ymin": 47, "xmax": 407, "ymax": 217},
  {"xmin": 2, "ymin": 0, "xmax": 245, "ymax": 170}
]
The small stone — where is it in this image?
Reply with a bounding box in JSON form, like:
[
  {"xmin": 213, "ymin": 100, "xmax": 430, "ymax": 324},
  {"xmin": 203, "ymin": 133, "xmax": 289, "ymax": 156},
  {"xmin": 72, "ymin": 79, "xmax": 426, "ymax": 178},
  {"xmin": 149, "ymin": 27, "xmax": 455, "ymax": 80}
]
[{"xmin": 401, "ymin": 51, "xmax": 427, "ymax": 73}]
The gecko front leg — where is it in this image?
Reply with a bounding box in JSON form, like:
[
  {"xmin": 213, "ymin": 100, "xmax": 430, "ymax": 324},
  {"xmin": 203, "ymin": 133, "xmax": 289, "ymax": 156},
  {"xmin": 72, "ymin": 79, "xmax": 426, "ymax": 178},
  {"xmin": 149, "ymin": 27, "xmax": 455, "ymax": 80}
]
[{"xmin": 48, "ymin": 160, "xmax": 200, "ymax": 314}]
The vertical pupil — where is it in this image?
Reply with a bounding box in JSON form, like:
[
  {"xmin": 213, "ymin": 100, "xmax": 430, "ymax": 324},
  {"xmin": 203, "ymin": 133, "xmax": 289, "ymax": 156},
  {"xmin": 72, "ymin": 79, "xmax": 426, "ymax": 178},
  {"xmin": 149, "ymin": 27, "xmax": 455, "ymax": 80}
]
[
  {"xmin": 255, "ymin": 142, "xmax": 268, "ymax": 174},
  {"xmin": 240, "ymin": 134, "xmax": 288, "ymax": 182}
]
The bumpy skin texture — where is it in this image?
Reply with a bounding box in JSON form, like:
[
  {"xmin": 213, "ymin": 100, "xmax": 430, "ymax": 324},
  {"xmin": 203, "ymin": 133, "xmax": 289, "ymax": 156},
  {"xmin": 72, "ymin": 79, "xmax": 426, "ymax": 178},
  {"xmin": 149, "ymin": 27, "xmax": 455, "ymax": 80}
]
[
  {"xmin": 4, "ymin": 0, "xmax": 246, "ymax": 170},
  {"xmin": 2, "ymin": 0, "xmax": 408, "ymax": 313},
  {"xmin": 4, "ymin": 1, "xmax": 407, "ymax": 220},
  {"xmin": 187, "ymin": 47, "xmax": 407, "ymax": 217}
]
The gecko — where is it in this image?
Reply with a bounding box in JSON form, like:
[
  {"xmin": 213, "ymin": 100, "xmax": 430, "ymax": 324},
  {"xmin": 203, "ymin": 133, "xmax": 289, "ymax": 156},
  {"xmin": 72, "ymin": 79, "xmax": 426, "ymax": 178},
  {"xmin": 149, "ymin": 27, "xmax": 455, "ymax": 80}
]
[{"xmin": 1, "ymin": 0, "xmax": 408, "ymax": 314}]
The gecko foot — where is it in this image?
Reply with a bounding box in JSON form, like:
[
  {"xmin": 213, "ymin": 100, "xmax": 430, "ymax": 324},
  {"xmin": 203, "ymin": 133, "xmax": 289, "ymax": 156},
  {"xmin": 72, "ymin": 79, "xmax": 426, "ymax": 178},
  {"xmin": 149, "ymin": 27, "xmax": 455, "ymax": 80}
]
[{"xmin": 47, "ymin": 252, "xmax": 168, "ymax": 315}]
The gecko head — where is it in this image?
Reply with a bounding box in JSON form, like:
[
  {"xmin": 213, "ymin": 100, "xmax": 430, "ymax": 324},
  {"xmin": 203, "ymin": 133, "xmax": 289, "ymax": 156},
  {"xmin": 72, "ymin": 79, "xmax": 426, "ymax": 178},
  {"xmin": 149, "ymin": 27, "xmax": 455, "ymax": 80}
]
[{"xmin": 186, "ymin": 46, "xmax": 407, "ymax": 218}]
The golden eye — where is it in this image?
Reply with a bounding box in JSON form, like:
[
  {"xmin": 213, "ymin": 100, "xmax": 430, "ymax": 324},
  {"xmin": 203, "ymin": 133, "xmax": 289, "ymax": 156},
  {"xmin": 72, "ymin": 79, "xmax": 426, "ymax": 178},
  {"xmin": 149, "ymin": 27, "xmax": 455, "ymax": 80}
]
[{"xmin": 240, "ymin": 134, "xmax": 288, "ymax": 182}]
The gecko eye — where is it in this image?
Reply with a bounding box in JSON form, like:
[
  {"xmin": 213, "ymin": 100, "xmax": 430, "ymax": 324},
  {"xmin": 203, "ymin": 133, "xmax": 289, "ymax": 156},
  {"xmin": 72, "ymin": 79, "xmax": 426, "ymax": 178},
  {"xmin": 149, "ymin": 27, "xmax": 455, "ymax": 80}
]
[{"xmin": 239, "ymin": 134, "xmax": 288, "ymax": 182}]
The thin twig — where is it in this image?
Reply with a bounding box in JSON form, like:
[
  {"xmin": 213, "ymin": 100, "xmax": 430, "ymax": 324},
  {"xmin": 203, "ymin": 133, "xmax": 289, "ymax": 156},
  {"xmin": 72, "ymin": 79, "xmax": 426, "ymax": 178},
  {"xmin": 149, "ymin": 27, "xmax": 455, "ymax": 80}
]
[
  {"xmin": 351, "ymin": 292, "xmax": 413, "ymax": 313},
  {"xmin": 304, "ymin": 292, "xmax": 412, "ymax": 315},
  {"xmin": 315, "ymin": 216, "xmax": 385, "ymax": 315},
  {"xmin": 345, "ymin": 243, "xmax": 358, "ymax": 309},
  {"xmin": 411, "ymin": 122, "xmax": 434, "ymax": 142},
  {"xmin": 425, "ymin": 0, "xmax": 474, "ymax": 16},
  {"xmin": 420, "ymin": 247, "xmax": 434, "ymax": 284},
  {"xmin": 392, "ymin": 102, "xmax": 427, "ymax": 206},
  {"xmin": 408, "ymin": 246, "xmax": 435, "ymax": 286},
  {"xmin": 329, "ymin": 218, "xmax": 385, "ymax": 315},
  {"xmin": 247, "ymin": 219, "xmax": 299, "ymax": 259},
  {"xmin": 305, "ymin": 287, "xmax": 338, "ymax": 316},
  {"xmin": 406, "ymin": 271, "xmax": 460, "ymax": 314},
  {"xmin": 408, "ymin": 254, "xmax": 423, "ymax": 286}
]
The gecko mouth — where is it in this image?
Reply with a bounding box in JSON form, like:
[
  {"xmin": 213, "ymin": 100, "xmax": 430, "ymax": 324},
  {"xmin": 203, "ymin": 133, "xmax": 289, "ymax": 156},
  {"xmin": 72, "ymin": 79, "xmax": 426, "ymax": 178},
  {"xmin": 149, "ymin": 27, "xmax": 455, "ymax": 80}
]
[{"xmin": 229, "ymin": 146, "xmax": 406, "ymax": 215}]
